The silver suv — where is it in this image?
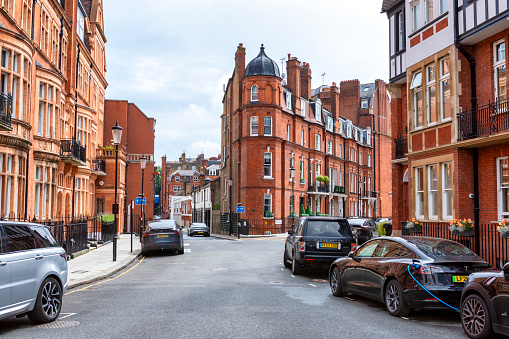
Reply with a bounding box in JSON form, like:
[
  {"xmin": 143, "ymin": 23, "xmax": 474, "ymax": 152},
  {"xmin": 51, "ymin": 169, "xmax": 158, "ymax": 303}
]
[{"xmin": 0, "ymin": 222, "xmax": 68, "ymax": 323}]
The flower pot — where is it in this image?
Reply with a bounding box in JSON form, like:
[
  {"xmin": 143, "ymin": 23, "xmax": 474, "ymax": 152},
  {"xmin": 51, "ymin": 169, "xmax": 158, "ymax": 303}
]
[
  {"xmin": 451, "ymin": 229, "xmax": 474, "ymax": 237},
  {"xmin": 408, "ymin": 227, "xmax": 421, "ymax": 234}
]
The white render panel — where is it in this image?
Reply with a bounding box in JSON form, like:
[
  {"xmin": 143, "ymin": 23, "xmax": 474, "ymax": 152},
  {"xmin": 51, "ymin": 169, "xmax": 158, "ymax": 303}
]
[
  {"xmin": 402, "ymin": 52, "xmax": 406, "ymax": 70},
  {"xmin": 500, "ymin": 0, "xmax": 507, "ymax": 13},
  {"xmin": 459, "ymin": 9, "xmax": 465, "ymax": 34},
  {"xmin": 466, "ymin": 4, "xmax": 475, "ymax": 31},
  {"xmin": 458, "ymin": 0, "xmax": 463, "ymax": 6},
  {"xmin": 390, "ymin": 14, "xmax": 395, "ymax": 55},
  {"xmin": 391, "ymin": 59, "xmax": 395, "ymax": 78},
  {"xmin": 477, "ymin": 0, "xmax": 486, "ymax": 25},
  {"xmin": 488, "ymin": 0, "xmax": 496, "ymax": 19}
]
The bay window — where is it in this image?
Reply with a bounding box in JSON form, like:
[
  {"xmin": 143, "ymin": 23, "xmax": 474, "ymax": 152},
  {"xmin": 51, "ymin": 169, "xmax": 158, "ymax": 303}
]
[
  {"xmin": 494, "ymin": 40, "xmax": 506, "ymax": 103},
  {"xmin": 415, "ymin": 167, "xmax": 424, "ymax": 219},
  {"xmin": 440, "ymin": 56, "xmax": 450, "ymax": 120},
  {"xmin": 428, "ymin": 164, "xmax": 437, "ymax": 219},
  {"xmin": 411, "ymin": 72, "xmax": 423, "ymax": 128}
]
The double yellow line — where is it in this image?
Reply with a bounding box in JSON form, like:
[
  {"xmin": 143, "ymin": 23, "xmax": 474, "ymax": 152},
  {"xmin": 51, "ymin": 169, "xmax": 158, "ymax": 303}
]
[{"xmin": 65, "ymin": 256, "xmax": 145, "ymax": 296}]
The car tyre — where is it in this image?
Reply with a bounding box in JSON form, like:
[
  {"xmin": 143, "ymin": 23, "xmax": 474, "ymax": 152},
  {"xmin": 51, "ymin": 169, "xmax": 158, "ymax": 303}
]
[
  {"xmin": 291, "ymin": 253, "xmax": 304, "ymax": 275},
  {"xmin": 283, "ymin": 250, "xmax": 291, "ymax": 268},
  {"xmin": 330, "ymin": 267, "xmax": 345, "ymax": 297},
  {"xmin": 177, "ymin": 247, "xmax": 184, "ymax": 255},
  {"xmin": 27, "ymin": 277, "xmax": 62, "ymax": 324},
  {"xmin": 461, "ymin": 294, "xmax": 493, "ymax": 339},
  {"xmin": 385, "ymin": 279, "xmax": 410, "ymax": 317}
]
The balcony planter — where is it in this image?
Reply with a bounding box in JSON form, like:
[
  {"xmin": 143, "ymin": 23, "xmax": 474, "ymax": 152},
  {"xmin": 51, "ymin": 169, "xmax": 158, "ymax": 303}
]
[
  {"xmin": 451, "ymin": 229, "xmax": 474, "ymax": 237},
  {"xmin": 449, "ymin": 219, "xmax": 474, "ymax": 237},
  {"xmin": 497, "ymin": 221, "xmax": 509, "ymax": 238},
  {"xmin": 333, "ymin": 186, "xmax": 345, "ymax": 194},
  {"xmin": 502, "ymin": 233, "xmax": 509, "ymax": 239},
  {"xmin": 405, "ymin": 219, "xmax": 422, "ymax": 234},
  {"xmin": 408, "ymin": 227, "xmax": 422, "ymax": 234},
  {"xmin": 264, "ymin": 211, "xmax": 273, "ymax": 218}
]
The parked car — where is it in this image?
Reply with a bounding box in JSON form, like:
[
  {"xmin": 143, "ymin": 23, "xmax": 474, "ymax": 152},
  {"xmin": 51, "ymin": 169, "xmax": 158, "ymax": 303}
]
[
  {"xmin": 141, "ymin": 220, "xmax": 184, "ymax": 255},
  {"xmin": 460, "ymin": 262, "xmax": 509, "ymax": 339},
  {"xmin": 188, "ymin": 223, "xmax": 210, "ymax": 237},
  {"xmin": 375, "ymin": 217, "xmax": 392, "ymax": 225},
  {"xmin": 329, "ymin": 236, "xmax": 491, "ymax": 317},
  {"xmin": 0, "ymin": 222, "xmax": 68, "ymax": 323},
  {"xmin": 284, "ymin": 217, "xmax": 355, "ymax": 275},
  {"xmin": 347, "ymin": 217, "xmax": 376, "ymax": 245}
]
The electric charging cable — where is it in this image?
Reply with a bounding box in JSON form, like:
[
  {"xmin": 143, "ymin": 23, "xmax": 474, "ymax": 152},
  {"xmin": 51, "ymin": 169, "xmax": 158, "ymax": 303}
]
[{"xmin": 407, "ymin": 264, "xmax": 460, "ymax": 312}]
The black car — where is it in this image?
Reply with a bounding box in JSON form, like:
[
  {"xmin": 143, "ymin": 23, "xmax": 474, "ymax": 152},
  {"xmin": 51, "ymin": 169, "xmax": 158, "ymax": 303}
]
[
  {"xmin": 460, "ymin": 262, "xmax": 509, "ymax": 339},
  {"xmin": 141, "ymin": 220, "xmax": 184, "ymax": 255},
  {"xmin": 329, "ymin": 236, "xmax": 491, "ymax": 317},
  {"xmin": 347, "ymin": 217, "xmax": 376, "ymax": 245},
  {"xmin": 284, "ymin": 217, "xmax": 355, "ymax": 275}
]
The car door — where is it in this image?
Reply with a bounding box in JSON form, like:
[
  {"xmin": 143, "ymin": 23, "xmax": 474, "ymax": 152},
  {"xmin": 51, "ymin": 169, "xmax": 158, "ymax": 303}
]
[
  {"xmin": 0, "ymin": 226, "xmax": 11, "ymax": 313},
  {"xmin": 4, "ymin": 224, "xmax": 40, "ymax": 307},
  {"xmin": 494, "ymin": 263, "xmax": 509, "ymax": 327},
  {"xmin": 286, "ymin": 219, "xmax": 302, "ymax": 258},
  {"xmin": 342, "ymin": 239, "xmax": 381, "ymax": 295}
]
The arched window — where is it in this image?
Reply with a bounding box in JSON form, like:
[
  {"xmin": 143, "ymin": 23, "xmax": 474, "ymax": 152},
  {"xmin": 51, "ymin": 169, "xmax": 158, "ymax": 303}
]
[{"xmin": 251, "ymin": 85, "xmax": 258, "ymax": 102}]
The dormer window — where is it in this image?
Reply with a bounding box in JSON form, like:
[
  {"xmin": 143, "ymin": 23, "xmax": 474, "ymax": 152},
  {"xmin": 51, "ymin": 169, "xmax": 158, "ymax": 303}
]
[
  {"xmin": 193, "ymin": 176, "xmax": 198, "ymax": 182},
  {"xmin": 251, "ymin": 85, "xmax": 258, "ymax": 102},
  {"xmin": 315, "ymin": 100, "xmax": 321, "ymax": 122},
  {"xmin": 175, "ymin": 176, "xmax": 180, "ymax": 182},
  {"xmin": 347, "ymin": 122, "xmax": 352, "ymax": 138},
  {"xmin": 286, "ymin": 92, "xmax": 292, "ymax": 109},
  {"xmin": 301, "ymin": 98, "xmax": 306, "ymax": 117},
  {"xmin": 361, "ymin": 99, "xmax": 369, "ymax": 109}
]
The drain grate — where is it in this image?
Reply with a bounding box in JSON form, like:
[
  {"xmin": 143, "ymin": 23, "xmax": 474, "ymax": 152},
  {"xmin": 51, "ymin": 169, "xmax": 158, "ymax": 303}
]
[{"xmin": 36, "ymin": 320, "xmax": 80, "ymax": 329}]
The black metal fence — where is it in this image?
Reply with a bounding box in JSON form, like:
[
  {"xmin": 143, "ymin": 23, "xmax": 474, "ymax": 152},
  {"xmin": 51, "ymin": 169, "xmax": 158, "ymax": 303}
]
[
  {"xmin": 401, "ymin": 221, "xmax": 508, "ymax": 269},
  {"xmin": 60, "ymin": 138, "xmax": 86, "ymax": 162},
  {"xmin": 458, "ymin": 99, "xmax": 509, "ymax": 141},
  {"xmin": 394, "ymin": 136, "xmax": 407, "ymax": 159},
  {"xmin": 239, "ymin": 217, "xmax": 295, "ymax": 236}
]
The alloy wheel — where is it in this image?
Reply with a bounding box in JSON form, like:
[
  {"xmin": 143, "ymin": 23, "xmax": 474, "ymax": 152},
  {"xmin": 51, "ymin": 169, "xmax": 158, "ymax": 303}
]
[
  {"xmin": 386, "ymin": 283, "xmax": 400, "ymax": 312},
  {"xmin": 331, "ymin": 270, "xmax": 339, "ymax": 293},
  {"xmin": 41, "ymin": 280, "xmax": 61, "ymax": 318},
  {"xmin": 462, "ymin": 297, "xmax": 486, "ymax": 336}
]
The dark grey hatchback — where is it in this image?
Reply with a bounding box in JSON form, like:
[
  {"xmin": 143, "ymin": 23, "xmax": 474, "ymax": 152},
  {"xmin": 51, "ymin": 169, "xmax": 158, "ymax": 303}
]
[
  {"xmin": 141, "ymin": 220, "xmax": 184, "ymax": 255},
  {"xmin": 284, "ymin": 217, "xmax": 355, "ymax": 275}
]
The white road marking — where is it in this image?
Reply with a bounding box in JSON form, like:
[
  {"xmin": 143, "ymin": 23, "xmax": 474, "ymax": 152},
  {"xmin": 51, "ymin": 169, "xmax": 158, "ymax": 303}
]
[
  {"xmin": 309, "ymin": 284, "xmax": 318, "ymax": 288},
  {"xmin": 184, "ymin": 249, "xmax": 191, "ymax": 252},
  {"xmin": 58, "ymin": 313, "xmax": 76, "ymax": 320},
  {"xmin": 291, "ymin": 275, "xmax": 296, "ymax": 278},
  {"xmin": 184, "ymin": 243, "xmax": 190, "ymax": 247},
  {"xmin": 343, "ymin": 297, "xmax": 355, "ymax": 301}
]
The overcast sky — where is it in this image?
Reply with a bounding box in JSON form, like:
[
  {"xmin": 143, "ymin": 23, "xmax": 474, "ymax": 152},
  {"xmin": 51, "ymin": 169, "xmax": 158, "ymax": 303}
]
[{"xmin": 103, "ymin": 0, "xmax": 389, "ymax": 166}]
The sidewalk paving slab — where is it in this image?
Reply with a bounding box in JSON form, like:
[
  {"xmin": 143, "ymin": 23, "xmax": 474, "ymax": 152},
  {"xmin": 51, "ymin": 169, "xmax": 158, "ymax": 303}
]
[{"xmin": 67, "ymin": 233, "xmax": 141, "ymax": 290}]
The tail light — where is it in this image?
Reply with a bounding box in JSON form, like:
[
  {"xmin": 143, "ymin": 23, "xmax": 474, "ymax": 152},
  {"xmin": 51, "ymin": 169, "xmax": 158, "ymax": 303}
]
[
  {"xmin": 143, "ymin": 233, "xmax": 151, "ymax": 237},
  {"xmin": 299, "ymin": 242, "xmax": 305, "ymax": 251},
  {"xmin": 418, "ymin": 265, "xmax": 444, "ymax": 275},
  {"xmin": 60, "ymin": 254, "xmax": 67, "ymax": 260},
  {"xmin": 351, "ymin": 243, "xmax": 356, "ymax": 252}
]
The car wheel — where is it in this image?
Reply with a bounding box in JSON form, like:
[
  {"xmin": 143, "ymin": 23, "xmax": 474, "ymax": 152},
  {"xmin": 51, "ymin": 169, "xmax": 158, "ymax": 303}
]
[
  {"xmin": 177, "ymin": 247, "xmax": 184, "ymax": 255},
  {"xmin": 461, "ymin": 294, "xmax": 493, "ymax": 339},
  {"xmin": 330, "ymin": 267, "xmax": 345, "ymax": 297},
  {"xmin": 27, "ymin": 277, "xmax": 62, "ymax": 324},
  {"xmin": 292, "ymin": 253, "xmax": 304, "ymax": 275},
  {"xmin": 385, "ymin": 279, "xmax": 410, "ymax": 317},
  {"xmin": 283, "ymin": 250, "xmax": 291, "ymax": 268}
]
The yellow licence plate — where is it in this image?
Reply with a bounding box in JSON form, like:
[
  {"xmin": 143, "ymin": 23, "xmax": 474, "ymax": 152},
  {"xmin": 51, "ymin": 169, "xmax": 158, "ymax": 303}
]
[
  {"xmin": 198, "ymin": 232, "xmax": 204, "ymax": 233},
  {"xmin": 452, "ymin": 275, "xmax": 468, "ymax": 283},
  {"xmin": 157, "ymin": 234, "xmax": 169, "ymax": 238},
  {"xmin": 319, "ymin": 242, "xmax": 339, "ymax": 249}
]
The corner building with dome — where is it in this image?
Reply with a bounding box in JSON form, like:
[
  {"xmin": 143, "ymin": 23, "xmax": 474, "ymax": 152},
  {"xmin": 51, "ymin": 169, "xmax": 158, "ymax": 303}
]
[{"xmin": 220, "ymin": 44, "xmax": 393, "ymax": 229}]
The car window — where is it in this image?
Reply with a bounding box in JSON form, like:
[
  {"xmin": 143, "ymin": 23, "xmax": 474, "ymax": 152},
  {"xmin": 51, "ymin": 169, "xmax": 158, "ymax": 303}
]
[
  {"xmin": 32, "ymin": 226, "xmax": 59, "ymax": 248},
  {"xmin": 377, "ymin": 240, "xmax": 413, "ymax": 258},
  {"xmin": 408, "ymin": 238, "xmax": 481, "ymax": 261},
  {"xmin": 0, "ymin": 226, "xmax": 5, "ymax": 254},
  {"xmin": 4, "ymin": 225, "xmax": 38, "ymax": 252},
  {"xmin": 356, "ymin": 240, "xmax": 381, "ymax": 258},
  {"xmin": 295, "ymin": 220, "xmax": 304, "ymax": 235},
  {"xmin": 305, "ymin": 221, "xmax": 351, "ymax": 237}
]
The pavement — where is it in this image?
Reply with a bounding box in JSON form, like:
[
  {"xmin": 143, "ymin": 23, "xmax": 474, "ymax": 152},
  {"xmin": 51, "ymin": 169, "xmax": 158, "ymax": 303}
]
[{"xmin": 65, "ymin": 231, "xmax": 287, "ymax": 290}]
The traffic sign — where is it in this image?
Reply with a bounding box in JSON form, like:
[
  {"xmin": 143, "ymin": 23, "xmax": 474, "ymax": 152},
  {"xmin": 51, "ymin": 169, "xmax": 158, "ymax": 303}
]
[
  {"xmin": 136, "ymin": 197, "xmax": 146, "ymax": 205},
  {"xmin": 236, "ymin": 206, "xmax": 245, "ymax": 213}
]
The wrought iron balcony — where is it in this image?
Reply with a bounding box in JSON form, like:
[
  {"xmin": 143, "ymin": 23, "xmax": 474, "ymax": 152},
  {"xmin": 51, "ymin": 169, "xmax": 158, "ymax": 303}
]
[
  {"xmin": 61, "ymin": 138, "xmax": 86, "ymax": 164},
  {"xmin": 92, "ymin": 158, "xmax": 106, "ymax": 175},
  {"xmin": 333, "ymin": 185, "xmax": 345, "ymax": 194},
  {"xmin": 458, "ymin": 98, "xmax": 509, "ymax": 141},
  {"xmin": 394, "ymin": 136, "xmax": 407, "ymax": 159},
  {"xmin": 371, "ymin": 191, "xmax": 377, "ymax": 198},
  {"xmin": 308, "ymin": 183, "xmax": 329, "ymax": 193},
  {"xmin": 0, "ymin": 92, "xmax": 12, "ymax": 131}
]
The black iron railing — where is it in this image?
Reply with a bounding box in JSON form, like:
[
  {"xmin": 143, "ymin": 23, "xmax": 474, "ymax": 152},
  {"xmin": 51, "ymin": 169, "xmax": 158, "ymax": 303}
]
[
  {"xmin": 371, "ymin": 191, "xmax": 377, "ymax": 198},
  {"xmin": 0, "ymin": 92, "xmax": 12, "ymax": 128},
  {"xmin": 458, "ymin": 98, "xmax": 509, "ymax": 141},
  {"xmin": 333, "ymin": 185, "xmax": 345, "ymax": 194},
  {"xmin": 394, "ymin": 136, "xmax": 407, "ymax": 159},
  {"xmin": 92, "ymin": 158, "xmax": 106, "ymax": 172},
  {"xmin": 61, "ymin": 138, "xmax": 86, "ymax": 162},
  {"xmin": 308, "ymin": 183, "xmax": 329, "ymax": 193}
]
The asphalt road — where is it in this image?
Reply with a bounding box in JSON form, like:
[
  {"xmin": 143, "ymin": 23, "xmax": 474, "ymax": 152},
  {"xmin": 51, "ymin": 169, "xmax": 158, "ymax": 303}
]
[{"xmin": 0, "ymin": 235, "xmax": 472, "ymax": 339}]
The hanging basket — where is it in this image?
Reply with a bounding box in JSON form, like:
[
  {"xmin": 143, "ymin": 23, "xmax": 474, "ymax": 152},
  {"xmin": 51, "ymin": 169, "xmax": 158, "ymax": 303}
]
[{"xmin": 451, "ymin": 229, "xmax": 474, "ymax": 237}]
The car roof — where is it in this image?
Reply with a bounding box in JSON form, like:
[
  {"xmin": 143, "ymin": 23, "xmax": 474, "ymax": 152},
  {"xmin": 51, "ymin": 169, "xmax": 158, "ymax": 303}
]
[{"xmin": 299, "ymin": 217, "xmax": 348, "ymax": 221}]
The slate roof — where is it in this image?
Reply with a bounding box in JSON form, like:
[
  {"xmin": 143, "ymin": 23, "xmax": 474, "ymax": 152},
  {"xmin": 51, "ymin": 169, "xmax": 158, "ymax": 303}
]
[
  {"xmin": 360, "ymin": 83, "xmax": 376, "ymax": 98},
  {"xmin": 170, "ymin": 169, "xmax": 200, "ymax": 180},
  {"xmin": 244, "ymin": 45, "xmax": 281, "ymax": 79}
]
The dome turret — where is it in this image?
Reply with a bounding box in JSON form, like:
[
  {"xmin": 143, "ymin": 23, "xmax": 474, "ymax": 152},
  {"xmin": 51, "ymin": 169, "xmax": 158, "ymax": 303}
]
[{"xmin": 244, "ymin": 44, "xmax": 281, "ymax": 79}]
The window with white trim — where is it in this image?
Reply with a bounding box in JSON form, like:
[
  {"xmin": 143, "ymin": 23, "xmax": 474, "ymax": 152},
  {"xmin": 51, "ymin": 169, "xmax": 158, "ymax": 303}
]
[
  {"xmin": 368, "ymin": 154, "xmax": 371, "ymax": 167},
  {"xmin": 290, "ymin": 157, "xmax": 295, "ymax": 180},
  {"xmin": 439, "ymin": 0, "xmax": 447, "ymax": 14},
  {"xmin": 77, "ymin": 6, "xmax": 85, "ymax": 42},
  {"xmin": 264, "ymin": 194, "xmax": 272, "ymax": 214},
  {"xmin": 361, "ymin": 99, "xmax": 368, "ymax": 109},
  {"xmin": 34, "ymin": 166, "xmax": 41, "ymax": 218},
  {"xmin": 251, "ymin": 85, "xmax": 258, "ymax": 102},
  {"xmin": 426, "ymin": 63, "xmax": 436, "ymax": 125},
  {"xmin": 301, "ymin": 98, "xmax": 305, "ymax": 117},
  {"xmin": 411, "ymin": 72, "xmax": 423, "ymax": 128},
  {"xmin": 412, "ymin": 0, "xmax": 421, "ymax": 32},
  {"xmin": 264, "ymin": 116, "xmax": 272, "ymax": 136},
  {"xmin": 193, "ymin": 176, "xmax": 198, "ymax": 182},
  {"xmin": 299, "ymin": 160, "xmax": 304, "ymax": 180},
  {"xmin": 286, "ymin": 123, "xmax": 290, "ymax": 141},
  {"xmin": 286, "ymin": 92, "xmax": 292, "ymax": 109},
  {"xmin": 264, "ymin": 152, "xmax": 272, "ymax": 178},
  {"xmin": 327, "ymin": 140, "xmax": 333, "ymax": 155},
  {"xmin": 396, "ymin": 11, "xmax": 405, "ymax": 52},
  {"xmin": 315, "ymin": 101, "xmax": 321, "ymax": 122},
  {"xmin": 415, "ymin": 167, "xmax": 424, "ymax": 219},
  {"xmin": 315, "ymin": 163, "xmax": 321, "ymax": 187},
  {"xmin": 440, "ymin": 56, "xmax": 450, "ymax": 120},
  {"xmin": 497, "ymin": 157, "xmax": 509, "ymax": 220},
  {"xmin": 424, "ymin": 0, "xmax": 434, "ymax": 24},
  {"xmin": 315, "ymin": 134, "xmax": 321, "ymax": 151},
  {"xmin": 494, "ymin": 40, "xmax": 506, "ymax": 103},
  {"xmin": 428, "ymin": 164, "xmax": 438, "ymax": 219},
  {"xmin": 175, "ymin": 176, "xmax": 180, "ymax": 182},
  {"xmin": 442, "ymin": 162, "xmax": 453, "ymax": 219},
  {"xmin": 301, "ymin": 130, "xmax": 304, "ymax": 146},
  {"xmin": 250, "ymin": 116, "xmax": 258, "ymax": 136}
]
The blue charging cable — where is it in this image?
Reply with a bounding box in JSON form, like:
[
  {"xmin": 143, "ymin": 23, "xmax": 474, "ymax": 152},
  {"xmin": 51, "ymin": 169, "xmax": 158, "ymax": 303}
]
[{"xmin": 407, "ymin": 264, "xmax": 460, "ymax": 312}]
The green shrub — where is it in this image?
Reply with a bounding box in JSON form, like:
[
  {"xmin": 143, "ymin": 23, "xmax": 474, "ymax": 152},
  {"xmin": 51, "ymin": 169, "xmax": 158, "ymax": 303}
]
[
  {"xmin": 378, "ymin": 222, "xmax": 388, "ymax": 236},
  {"xmin": 101, "ymin": 214, "xmax": 114, "ymax": 223}
]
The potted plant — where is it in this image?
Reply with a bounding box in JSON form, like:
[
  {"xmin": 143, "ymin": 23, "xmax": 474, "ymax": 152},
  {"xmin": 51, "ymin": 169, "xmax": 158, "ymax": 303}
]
[
  {"xmin": 305, "ymin": 205, "xmax": 313, "ymax": 216},
  {"xmin": 264, "ymin": 211, "xmax": 273, "ymax": 218},
  {"xmin": 448, "ymin": 218, "xmax": 474, "ymax": 237},
  {"xmin": 300, "ymin": 178, "xmax": 306, "ymax": 184},
  {"xmin": 405, "ymin": 218, "xmax": 422, "ymax": 233},
  {"xmin": 289, "ymin": 211, "xmax": 298, "ymax": 218},
  {"xmin": 497, "ymin": 219, "xmax": 509, "ymax": 239}
]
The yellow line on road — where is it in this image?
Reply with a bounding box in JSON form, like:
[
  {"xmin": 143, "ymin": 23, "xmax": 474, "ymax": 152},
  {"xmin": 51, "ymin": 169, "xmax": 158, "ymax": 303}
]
[{"xmin": 65, "ymin": 256, "xmax": 145, "ymax": 296}]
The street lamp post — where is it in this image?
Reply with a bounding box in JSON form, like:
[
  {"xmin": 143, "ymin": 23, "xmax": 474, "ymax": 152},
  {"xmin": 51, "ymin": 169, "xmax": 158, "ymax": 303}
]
[
  {"xmin": 290, "ymin": 166, "xmax": 296, "ymax": 218},
  {"xmin": 228, "ymin": 177, "xmax": 233, "ymax": 236},
  {"xmin": 111, "ymin": 121, "xmax": 123, "ymax": 262},
  {"xmin": 140, "ymin": 156, "xmax": 147, "ymax": 237}
]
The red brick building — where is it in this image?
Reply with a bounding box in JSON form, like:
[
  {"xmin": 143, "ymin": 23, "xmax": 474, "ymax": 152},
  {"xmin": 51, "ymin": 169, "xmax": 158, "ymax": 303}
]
[
  {"xmin": 97, "ymin": 100, "xmax": 155, "ymax": 232},
  {"xmin": 221, "ymin": 44, "xmax": 391, "ymax": 225}
]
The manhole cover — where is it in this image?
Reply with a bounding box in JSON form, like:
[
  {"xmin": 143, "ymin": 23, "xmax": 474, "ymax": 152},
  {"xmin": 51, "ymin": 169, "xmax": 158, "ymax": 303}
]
[
  {"xmin": 71, "ymin": 270, "xmax": 88, "ymax": 274},
  {"xmin": 36, "ymin": 320, "xmax": 80, "ymax": 329}
]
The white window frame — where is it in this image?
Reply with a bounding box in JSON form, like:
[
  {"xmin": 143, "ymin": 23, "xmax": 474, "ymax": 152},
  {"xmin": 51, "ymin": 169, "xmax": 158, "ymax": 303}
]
[
  {"xmin": 315, "ymin": 134, "xmax": 321, "ymax": 151},
  {"xmin": 368, "ymin": 154, "xmax": 371, "ymax": 167},
  {"xmin": 251, "ymin": 85, "xmax": 258, "ymax": 102},
  {"xmin": 264, "ymin": 152, "xmax": 272, "ymax": 178},
  {"xmin": 424, "ymin": 0, "xmax": 434, "ymax": 24},
  {"xmin": 497, "ymin": 157, "xmax": 509, "ymax": 220},
  {"xmin": 361, "ymin": 99, "xmax": 369, "ymax": 109},
  {"xmin": 250, "ymin": 116, "xmax": 258, "ymax": 136},
  {"xmin": 415, "ymin": 167, "xmax": 424, "ymax": 219},
  {"xmin": 494, "ymin": 40, "xmax": 506, "ymax": 103},
  {"xmin": 301, "ymin": 130, "xmax": 304, "ymax": 146},
  {"xmin": 327, "ymin": 140, "xmax": 333, "ymax": 155},
  {"xmin": 412, "ymin": 0, "xmax": 422, "ymax": 32},
  {"xmin": 439, "ymin": 0, "xmax": 448, "ymax": 14},
  {"xmin": 264, "ymin": 116, "xmax": 272, "ymax": 136},
  {"xmin": 286, "ymin": 123, "xmax": 290, "ymax": 141},
  {"xmin": 428, "ymin": 164, "xmax": 438, "ymax": 219},
  {"xmin": 301, "ymin": 98, "xmax": 306, "ymax": 117},
  {"xmin": 442, "ymin": 162, "xmax": 453, "ymax": 220},
  {"xmin": 397, "ymin": 11, "xmax": 404, "ymax": 51},
  {"xmin": 440, "ymin": 56, "xmax": 451, "ymax": 121},
  {"xmin": 426, "ymin": 63, "xmax": 436, "ymax": 126},
  {"xmin": 315, "ymin": 101, "xmax": 321, "ymax": 122},
  {"xmin": 299, "ymin": 160, "xmax": 304, "ymax": 180},
  {"xmin": 411, "ymin": 72, "xmax": 423, "ymax": 128},
  {"xmin": 286, "ymin": 92, "xmax": 292, "ymax": 109},
  {"xmin": 264, "ymin": 194, "xmax": 272, "ymax": 214}
]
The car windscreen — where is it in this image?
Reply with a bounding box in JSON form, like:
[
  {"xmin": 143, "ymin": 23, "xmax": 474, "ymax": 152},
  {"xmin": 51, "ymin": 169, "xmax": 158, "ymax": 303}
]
[
  {"xmin": 407, "ymin": 238, "xmax": 482, "ymax": 261},
  {"xmin": 305, "ymin": 221, "xmax": 351, "ymax": 237},
  {"xmin": 347, "ymin": 219, "xmax": 365, "ymax": 227}
]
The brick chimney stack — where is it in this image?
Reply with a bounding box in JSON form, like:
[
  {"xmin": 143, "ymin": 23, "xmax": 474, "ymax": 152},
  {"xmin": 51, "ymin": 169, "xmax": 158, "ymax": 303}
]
[
  {"xmin": 286, "ymin": 54, "xmax": 301, "ymax": 114},
  {"xmin": 340, "ymin": 79, "xmax": 360, "ymax": 124},
  {"xmin": 330, "ymin": 82, "xmax": 339, "ymax": 120},
  {"xmin": 300, "ymin": 62, "xmax": 312, "ymax": 100}
]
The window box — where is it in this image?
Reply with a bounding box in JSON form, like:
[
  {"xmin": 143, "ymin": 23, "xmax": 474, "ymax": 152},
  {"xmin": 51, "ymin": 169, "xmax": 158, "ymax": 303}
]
[
  {"xmin": 300, "ymin": 178, "xmax": 306, "ymax": 184},
  {"xmin": 451, "ymin": 229, "xmax": 474, "ymax": 237},
  {"xmin": 334, "ymin": 185, "xmax": 345, "ymax": 194}
]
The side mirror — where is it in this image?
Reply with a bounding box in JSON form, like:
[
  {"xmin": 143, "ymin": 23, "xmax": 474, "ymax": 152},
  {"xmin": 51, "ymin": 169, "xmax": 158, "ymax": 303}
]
[{"xmin": 503, "ymin": 262, "xmax": 509, "ymax": 282}]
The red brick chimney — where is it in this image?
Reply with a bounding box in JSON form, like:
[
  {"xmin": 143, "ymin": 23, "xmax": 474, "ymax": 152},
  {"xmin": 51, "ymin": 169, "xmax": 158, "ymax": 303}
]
[
  {"xmin": 330, "ymin": 82, "xmax": 339, "ymax": 120},
  {"xmin": 300, "ymin": 62, "xmax": 311, "ymax": 100},
  {"xmin": 340, "ymin": 79, "xmax": 360, "ymax": 124},
  {"xmin": 286, "ymin": 54, "xmax": 301, "ymax": 113},
  {"xmin": 235, "ymin": 43, "xmax": 246, "ymax": 102}
]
